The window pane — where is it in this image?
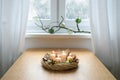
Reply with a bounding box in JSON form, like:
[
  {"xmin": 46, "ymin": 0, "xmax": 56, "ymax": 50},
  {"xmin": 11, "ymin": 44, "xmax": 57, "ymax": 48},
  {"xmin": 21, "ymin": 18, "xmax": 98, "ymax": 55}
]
[
  {"xmin": 65, "ymin": 0, "xmax": 89, "ymax": 19},
  {"xmin": 28, "ymin": 0, "xmax": 51, "ymax": 20}
]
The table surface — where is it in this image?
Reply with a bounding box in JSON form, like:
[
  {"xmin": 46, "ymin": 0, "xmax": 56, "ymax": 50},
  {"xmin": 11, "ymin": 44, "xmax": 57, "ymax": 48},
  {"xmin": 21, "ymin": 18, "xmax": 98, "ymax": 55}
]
[{"xmin": 1, "ymin": 49, "xmax": 116, "ymax": 80}]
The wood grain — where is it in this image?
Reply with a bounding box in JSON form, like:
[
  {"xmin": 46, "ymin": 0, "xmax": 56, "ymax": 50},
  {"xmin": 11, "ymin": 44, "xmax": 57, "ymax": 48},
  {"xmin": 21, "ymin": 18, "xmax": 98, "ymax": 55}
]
[{"xmin": 1, "ymin": 48, "xmax": 116, "ymax": 80}]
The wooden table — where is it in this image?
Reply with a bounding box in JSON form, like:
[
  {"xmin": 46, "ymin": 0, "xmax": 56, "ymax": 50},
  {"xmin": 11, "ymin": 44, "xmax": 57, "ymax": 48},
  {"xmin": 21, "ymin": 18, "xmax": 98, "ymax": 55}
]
[{"xmin": 1, "ymin": 49, "xmax": 116, "ymax": 80}]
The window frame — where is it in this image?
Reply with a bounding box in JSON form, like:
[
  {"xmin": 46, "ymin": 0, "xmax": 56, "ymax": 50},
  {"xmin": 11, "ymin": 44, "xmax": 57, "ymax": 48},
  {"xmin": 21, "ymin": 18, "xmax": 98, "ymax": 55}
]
[
  {"xmin": 59, "ymin": 0, "xmax": 90, "ymax": 31},
  {"xmin": 26, "ymin": 0, "xmax": 91, "ymax": 34}
]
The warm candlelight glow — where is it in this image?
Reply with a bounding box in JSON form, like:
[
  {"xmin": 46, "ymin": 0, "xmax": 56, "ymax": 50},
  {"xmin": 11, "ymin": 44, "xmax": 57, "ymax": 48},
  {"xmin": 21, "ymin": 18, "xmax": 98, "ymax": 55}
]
[
  {"xmin": 69, "ymin": 53, "xmax": 76, "ymax": 59},
  {"xmin": 52, "ymin": 50, "xmax": 56, "ymax": 54},
  {"xmin": 42, "ymin": 49, "xmax": 79, "ymax": 71},
  {"xmin": 61, "ymin": 51, "xmax": 67, "ymax": 61},
  {"xmin": 50, "ymin": 49, "xmax": 77, "ymax": 63},
  {"xmin": 55, "ymin": 57, "xmax": 61, "ymax": 63},
  {"xmin": 67, "ymin": 56, "xmax": 73, "ymax": 61},
  {"xmin": 50, "ymin": 53, "xmax": 56, "ymax": 60}
]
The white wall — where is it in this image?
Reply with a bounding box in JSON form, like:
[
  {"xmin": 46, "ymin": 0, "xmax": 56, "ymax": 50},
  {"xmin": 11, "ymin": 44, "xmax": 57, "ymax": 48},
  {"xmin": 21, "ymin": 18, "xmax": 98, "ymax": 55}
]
[{"xmin": 24, "ymin": 37, "xmax": 93, "ymax": 51}]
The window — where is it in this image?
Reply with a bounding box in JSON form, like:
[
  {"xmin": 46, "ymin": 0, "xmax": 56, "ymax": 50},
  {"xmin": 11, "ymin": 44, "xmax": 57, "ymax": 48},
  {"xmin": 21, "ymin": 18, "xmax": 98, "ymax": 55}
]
[
  {"xmin": 28, "ymin": 0, "xmax": 51, "ymax": 20},
  {"xmin": 65, "ymin": 0, "xmax": 89, "ymax": 19},
  {"xmin": 27, "ymin": 0, "xmax": 90, "ymax": 33}
]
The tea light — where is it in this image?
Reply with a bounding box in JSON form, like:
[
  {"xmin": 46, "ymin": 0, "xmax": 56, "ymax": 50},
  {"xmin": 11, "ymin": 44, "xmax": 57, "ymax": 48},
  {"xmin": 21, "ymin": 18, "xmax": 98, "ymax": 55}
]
[
  {"xmin": 55, "ymin": 57, "xmax": 61, "ymax": 63},
  {"xmin": 61, "ymin": 51, "xmax": 67, "ymax": 61},
  {"xmin": 67, "ymin": 55, "xmax": 73, "ymax": 61}
]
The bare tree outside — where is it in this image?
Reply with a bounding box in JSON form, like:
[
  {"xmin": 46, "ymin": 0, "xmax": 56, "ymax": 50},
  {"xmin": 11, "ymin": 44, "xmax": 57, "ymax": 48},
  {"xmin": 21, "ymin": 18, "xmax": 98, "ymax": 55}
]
[
  {"xmin": 28, "ymin": 0, "xmax": 89, "ymax": 20},
  {"xmin": 28, "ymin": 0, "xmax": 51, "ymax": 20},
  {"xmin": 65, "ymin": 0, "xmax": 89, "ymax": 19}
]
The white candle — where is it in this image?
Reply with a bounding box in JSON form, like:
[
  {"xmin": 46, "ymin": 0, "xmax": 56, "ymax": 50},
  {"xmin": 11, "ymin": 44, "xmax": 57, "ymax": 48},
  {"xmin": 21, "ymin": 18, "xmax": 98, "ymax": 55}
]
[
  {"xmin": 52, "ymin": 50, "xmax": 56, "ymax": 54},
  {"xmin": 55, "ymin": 57, "xmax": 61, "ymax": 63},
  {"xmin": 50, "ymin": 53, "xmax": 56, "ymax": 60},
  {"xmin": 69, "ymin": 54, "xmax": 76, "ymax": 59},
  {"xmin": 61, "ymin": 51, "xmax": 67, "ymax": 61},
  {"xmin": 67, "ymin": 56, "xmax": 73, "ymax": 61}
]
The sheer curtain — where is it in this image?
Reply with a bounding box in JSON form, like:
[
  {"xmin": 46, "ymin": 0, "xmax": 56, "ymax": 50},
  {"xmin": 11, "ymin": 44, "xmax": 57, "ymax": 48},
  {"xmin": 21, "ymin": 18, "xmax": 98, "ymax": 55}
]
[
  {"xmin": 90, "ymin": 0, "xmax": 120, "ymax": 79},
  {"xmin": 0, "ymin": 0, "xmax": 29, "ymax": 77}
]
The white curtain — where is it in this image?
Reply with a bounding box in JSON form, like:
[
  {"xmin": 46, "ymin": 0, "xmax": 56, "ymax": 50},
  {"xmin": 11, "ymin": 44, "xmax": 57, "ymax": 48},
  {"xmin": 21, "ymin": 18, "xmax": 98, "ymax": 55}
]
[
  {"xmin": 90, "ymin": 0, "xmax": 120, "ymax": 79},
  {"xmin": 0, "ymin": 0, "xmax": 29, "ymax": 77}
]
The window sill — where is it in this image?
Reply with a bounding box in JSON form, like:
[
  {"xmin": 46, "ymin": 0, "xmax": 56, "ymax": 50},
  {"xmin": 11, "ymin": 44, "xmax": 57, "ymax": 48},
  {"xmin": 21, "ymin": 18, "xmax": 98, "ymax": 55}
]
[{"xmin": 25, "ymin": 33, "xmax": 92, "ymax": 39}]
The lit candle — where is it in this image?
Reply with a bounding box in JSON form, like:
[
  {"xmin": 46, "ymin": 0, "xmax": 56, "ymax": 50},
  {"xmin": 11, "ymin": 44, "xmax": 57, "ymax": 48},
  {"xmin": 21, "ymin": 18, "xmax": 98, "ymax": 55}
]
[
  {"xmin": 50, "ymin": 53, "xmax": 56, "ymax": 60},
  {"xmin": 55, "ymin": 57, "xmax": 61, "ymax": 63},
  {"xmin": 69, "ymin": 54, "xmax": 76, "ymax": 59},
  {"xmin": 67, "ymin": 56, "xmax": 73, "ymax": 61},
  {"xmin": 52, "ymin": 50, "xmax": 56, "ymax": 54},
  {"xmin": 61, "ymin": 51, "xmax": 67, "ymax": 61}
]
